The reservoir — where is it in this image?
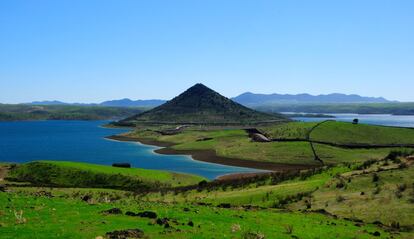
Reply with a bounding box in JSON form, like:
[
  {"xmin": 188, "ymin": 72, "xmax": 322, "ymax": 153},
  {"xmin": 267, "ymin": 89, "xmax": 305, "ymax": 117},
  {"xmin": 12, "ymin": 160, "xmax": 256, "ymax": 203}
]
[{"xmin": 0, "ymin": 120, "xmax": 257, "ymax": 179}]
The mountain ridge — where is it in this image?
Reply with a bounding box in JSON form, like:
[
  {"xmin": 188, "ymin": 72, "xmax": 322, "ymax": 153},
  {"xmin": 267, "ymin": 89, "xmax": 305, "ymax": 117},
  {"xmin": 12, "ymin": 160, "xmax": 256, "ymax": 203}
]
[
  {"xmin": 232, "ymin": 92, "xmax": 393, "ymax": 106},
  {"xmin": 23, "ymin": 92, "xmax": 394, "ymax": 108}
]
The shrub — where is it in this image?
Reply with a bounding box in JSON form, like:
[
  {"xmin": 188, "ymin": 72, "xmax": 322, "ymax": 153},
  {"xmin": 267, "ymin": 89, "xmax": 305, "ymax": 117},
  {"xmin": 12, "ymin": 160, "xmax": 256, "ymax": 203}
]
[
  {"xmin": 284, "ymin": 224, "xmax": 293, "ymax": 234},
  {"xmin": 373, "ymin": 186, "xmax": 381, "ymax": 195},
  {"xmin": 336, "ymin": 195, "xmax": 345, "ymax": 202},
  {"xmin": 397, "ymin": 183, "xmax": 407, "ymax": 192},
  {"xmin": 242, "ymin": 231, "xmax": 265, "ymax": 239},
  {"xmin": 336, "ymin": 179, "xmax": 346, "ymax": 189},
  {"xmin": 372, "ymin": 173, "xmax": 379, "ymax": 183}
]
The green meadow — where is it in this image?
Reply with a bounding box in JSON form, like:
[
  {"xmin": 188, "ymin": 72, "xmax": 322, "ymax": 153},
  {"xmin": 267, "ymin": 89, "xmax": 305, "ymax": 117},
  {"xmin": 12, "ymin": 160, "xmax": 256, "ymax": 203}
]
[
  {"xmin": 126, "ymin": 121, "xmax": 413, "ymax": 166},
  {"xmin": 1, "ymin": 121, "xmax": 414, "ymax": 238}
]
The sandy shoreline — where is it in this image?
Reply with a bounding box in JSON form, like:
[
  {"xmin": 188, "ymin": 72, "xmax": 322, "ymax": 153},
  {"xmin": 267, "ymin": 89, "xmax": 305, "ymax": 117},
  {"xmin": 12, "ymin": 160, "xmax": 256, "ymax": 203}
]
[{"xmin": 106, "ymin": 135, "xmax": 316, "ymax": 176}]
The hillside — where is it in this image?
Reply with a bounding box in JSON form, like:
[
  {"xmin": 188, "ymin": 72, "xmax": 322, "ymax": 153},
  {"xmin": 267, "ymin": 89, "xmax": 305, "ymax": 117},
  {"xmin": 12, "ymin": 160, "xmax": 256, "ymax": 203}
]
[
  {"xmin": 6, "ymin": 161, "xmax": 205, "ymax": 189},
  {"xmin": 118, "ymin": 84, "xmax": 287, "ymax": 126},
  {"xmin": 0, "ymin": 104, "xmax": 142, "ymax": 121}
]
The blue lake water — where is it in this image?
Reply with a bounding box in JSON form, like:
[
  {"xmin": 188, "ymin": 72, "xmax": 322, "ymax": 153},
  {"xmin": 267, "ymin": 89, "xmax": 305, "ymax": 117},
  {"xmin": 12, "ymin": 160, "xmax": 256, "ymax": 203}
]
[
  {"xmin": 292, "ymin": 114, "xmax": 414, "ymax": 128},
  {"xmin": 0, "ymin": 120, "xmax": 258, "ymax": 179}
]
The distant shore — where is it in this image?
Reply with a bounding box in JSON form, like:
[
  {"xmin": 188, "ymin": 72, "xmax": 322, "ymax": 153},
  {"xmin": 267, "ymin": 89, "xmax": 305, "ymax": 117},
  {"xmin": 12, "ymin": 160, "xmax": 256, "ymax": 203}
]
[{"xmin": 106, "ymin": 135, "xmax": 316, "ymax": 173}]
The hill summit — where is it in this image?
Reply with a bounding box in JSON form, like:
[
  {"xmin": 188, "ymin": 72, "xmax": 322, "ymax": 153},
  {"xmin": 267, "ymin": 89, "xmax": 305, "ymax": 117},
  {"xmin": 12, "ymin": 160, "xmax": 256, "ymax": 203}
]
[{"xmin": 118, "ymin": 83, "xmax": 286, "ymax": 125}]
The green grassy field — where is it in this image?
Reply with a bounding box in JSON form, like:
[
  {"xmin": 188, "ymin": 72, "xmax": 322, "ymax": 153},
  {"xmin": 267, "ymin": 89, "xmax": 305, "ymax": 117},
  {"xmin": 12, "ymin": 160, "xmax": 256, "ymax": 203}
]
[
  {"xmin": 126, "ymin": 123, "xmax": 409, "ymax": 166},
  {"xmin": 0, "ymin": 191, "xmax": 389, "ymax": 239},
  {"xmin": 7, "ymin": 161, "xmax": 205, "ymax": 189},
  {"xmin": 310, "ymin": 121, "xmax": 414, "ymax": 145},
  {"xmin": 259, "ymin": 121, "xmax": 318, "ymax": 140}
]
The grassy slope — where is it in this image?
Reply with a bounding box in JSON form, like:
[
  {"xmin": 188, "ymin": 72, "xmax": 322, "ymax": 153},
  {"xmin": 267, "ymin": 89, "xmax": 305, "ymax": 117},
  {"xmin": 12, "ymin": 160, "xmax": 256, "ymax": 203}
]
[
  {"xmin": 7, "ymin": 161, "xmax": 205, "ymax": 188},
  {"xmin": 286, "ymin": 161, "xmax": 414, "ymax": 239},
  {"xmin": 311, "ymin": 121, "xmax": 414, "ymax": 145},
  {"xmin": 144, "ymin": 166, "xmax": 350, "ymax": 208},
  {"xmin": 259, "ymin": 121, "xmax": 318, "ymax": 140}
]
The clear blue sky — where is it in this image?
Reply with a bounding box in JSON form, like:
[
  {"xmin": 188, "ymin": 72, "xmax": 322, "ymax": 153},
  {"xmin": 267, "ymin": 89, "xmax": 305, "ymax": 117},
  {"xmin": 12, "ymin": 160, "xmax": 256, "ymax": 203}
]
[{"xmin": 1, "ymin": 0, "xmax": 413, "ymax": 103}]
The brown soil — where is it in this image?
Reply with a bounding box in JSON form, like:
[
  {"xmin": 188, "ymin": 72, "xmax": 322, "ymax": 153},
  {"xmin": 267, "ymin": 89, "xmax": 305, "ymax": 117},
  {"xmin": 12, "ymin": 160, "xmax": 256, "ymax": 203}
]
[
  {"xmin": 216, "ymin": 172, "xmax": 275, "ymax": 181},
  {"xmin": 0, "ymin": 165, "xmax": 10, "ymax": 182},
  {"xmin": 106, "ymin": 135, "xmax": 317, "ymax": 172}
]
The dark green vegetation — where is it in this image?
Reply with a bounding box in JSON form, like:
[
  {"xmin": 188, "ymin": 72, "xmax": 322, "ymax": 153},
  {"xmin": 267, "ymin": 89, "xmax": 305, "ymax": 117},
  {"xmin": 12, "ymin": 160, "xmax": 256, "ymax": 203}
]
[
  {"xmin": 117, "ymin": 84, "xmax": 287, "ymax": 126},
  {"xmin": 0, "ymin": 104, "xmax": 143, "ymax": 121},
  {"xmin": 6, "ymin": 161, "xmax": 205, "ymax": 190},
  {"xmin": 1, "ymin": 152, "xmax": 413, "ymax": 238},
  {"xmin": 254, "ymin": 102, "xmax": 414, "ymax": 115}
]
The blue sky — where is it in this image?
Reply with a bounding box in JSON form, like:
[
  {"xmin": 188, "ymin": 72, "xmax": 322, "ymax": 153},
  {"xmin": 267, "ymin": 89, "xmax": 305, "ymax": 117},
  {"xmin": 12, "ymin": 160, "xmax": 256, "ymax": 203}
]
[{"xmin": 0, "ymin": 0, "xmax": 413, "ymax": 103}]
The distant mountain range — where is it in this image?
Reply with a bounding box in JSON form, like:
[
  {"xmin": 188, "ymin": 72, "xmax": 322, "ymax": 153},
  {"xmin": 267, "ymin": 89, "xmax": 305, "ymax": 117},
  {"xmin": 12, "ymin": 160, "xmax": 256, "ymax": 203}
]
[
  {"xmin": 232, "ymin": 92, "xmax": 392, "ymax": 106},
  {"xmin": 100, "ymin": 99, "xmax": 166, "ymax": 108},
  {"xmin": 25, "ymin": 92, "xmax": 394, "ymax": 108},
  {"xmin": 26, "ymin": 99, "xmax": 167, "ymax": 108}
]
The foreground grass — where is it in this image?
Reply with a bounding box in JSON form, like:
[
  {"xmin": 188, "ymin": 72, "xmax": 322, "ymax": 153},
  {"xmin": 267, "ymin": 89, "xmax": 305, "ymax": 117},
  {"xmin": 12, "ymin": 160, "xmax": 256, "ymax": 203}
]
[
  {"xmin": 1, "ymin": 156, "xmax": 413, "ymax": 238},
  {"xmin": 0, "ymin": 190, "xmax": 389, "ymax": 239}
]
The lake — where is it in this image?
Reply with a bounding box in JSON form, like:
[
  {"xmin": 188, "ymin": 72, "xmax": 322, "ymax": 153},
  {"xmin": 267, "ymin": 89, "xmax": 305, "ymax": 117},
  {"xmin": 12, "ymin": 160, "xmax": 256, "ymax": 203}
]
[
  {"xmin": 0, "ymin": 120, "xmax": 258, "ymax": 179},
  {"xmin": 292, "ymin": 114, "xmax": 414, "ymax": 128}
]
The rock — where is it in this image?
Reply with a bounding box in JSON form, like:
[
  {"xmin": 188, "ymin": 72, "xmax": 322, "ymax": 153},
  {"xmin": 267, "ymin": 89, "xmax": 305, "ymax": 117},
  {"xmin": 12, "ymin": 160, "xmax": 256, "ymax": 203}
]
[
  {"xmin": 126, "ymin": 211, "xmax": 157, "ymax": 219},
  {"xmin": 251, "ymin": 133, "xmax": 271, "ymax": 142},
  {"xmin": 156, "ymin": 218, "xmax": 169, "ymax": 226},
  {"xmin": 217, "ymin": 203, "xmax": 231, "ymax": 208},
  {"xmin": 105, "ymin": 229, "xmax": 144, "ymax": 239},
  {"xmin": 196, "ymin": 137, "xmax": 213, "ymax": 142},
  {"xmin": 137, "ymin": 211, "xmax": 157, "ymax": 219},
  {"xmin": 34, "ymin": 191, "xmax": 53, "ymax": 198},
  {"xmin": 101, "ymin": 208, "xmax": 123, "ymax": 215},
  {"xmin": 125, "ymin": 211, "xmax": 138, "ymax": 217},
  {"xmin": 81, "ymin": 195, "xmax": 91, "ymax": 202},
  {"xmin": 112, "ymin": 163, "xmax": 131, "ymax": 168},
  {"xmin": 372, "ymin": 231, "xmax": 381, "ymax": 237}
]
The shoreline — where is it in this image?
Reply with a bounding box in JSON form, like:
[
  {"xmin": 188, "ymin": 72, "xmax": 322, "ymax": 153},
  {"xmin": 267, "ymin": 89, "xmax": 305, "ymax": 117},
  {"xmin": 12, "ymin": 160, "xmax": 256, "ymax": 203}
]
[{"xmin": 106, "ymin": 135, "xmax": 317, "ymax": 173}]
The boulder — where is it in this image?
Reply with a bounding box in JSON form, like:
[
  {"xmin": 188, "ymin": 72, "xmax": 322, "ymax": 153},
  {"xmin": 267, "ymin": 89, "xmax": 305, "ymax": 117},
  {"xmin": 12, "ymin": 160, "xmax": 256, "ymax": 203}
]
[
  {"xmin": 112, "ymin": 163, "xmax": 131, "ymax": 168},
  {"xmin": 105, "ymin": 229, "xmax": 144, "ymax": 239},
  {"xmin": 101, "ymin": 208, "xmax": 123, "ymax": 215}
]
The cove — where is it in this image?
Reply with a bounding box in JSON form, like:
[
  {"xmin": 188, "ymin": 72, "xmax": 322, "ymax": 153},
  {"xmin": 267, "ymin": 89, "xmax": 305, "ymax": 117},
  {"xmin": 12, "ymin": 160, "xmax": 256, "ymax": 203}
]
[{"xmin": 0, "ymin": 120, "xmax": 258, "ymax": 179}]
